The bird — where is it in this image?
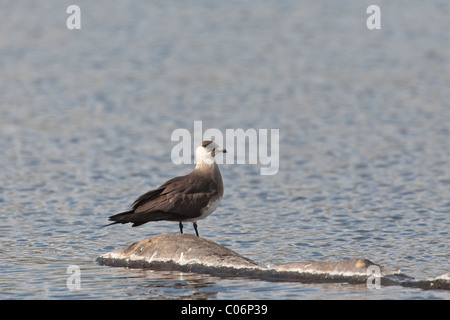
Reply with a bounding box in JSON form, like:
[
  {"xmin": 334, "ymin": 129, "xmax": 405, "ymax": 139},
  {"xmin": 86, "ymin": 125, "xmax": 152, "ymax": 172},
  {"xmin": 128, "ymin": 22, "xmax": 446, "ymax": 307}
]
[{"xmin": 104, "ymin": 140, "xmax": 226, "ymax": 237}]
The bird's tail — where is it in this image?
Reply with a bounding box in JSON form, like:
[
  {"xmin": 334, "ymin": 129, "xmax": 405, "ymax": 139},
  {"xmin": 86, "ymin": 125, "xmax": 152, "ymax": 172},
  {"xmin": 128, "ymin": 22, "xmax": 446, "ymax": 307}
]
[
  {"xmin": 102, "ymin": 210, "xmax": 136, "ymax": 227},
  {"xmin": 103, "ymin": 210, "xmax": 181, "ymax": 227}
]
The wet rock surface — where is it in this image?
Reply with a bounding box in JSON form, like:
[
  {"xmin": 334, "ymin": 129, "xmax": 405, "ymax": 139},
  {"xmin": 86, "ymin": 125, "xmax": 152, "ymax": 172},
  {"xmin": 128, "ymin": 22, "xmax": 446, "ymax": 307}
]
[{"xmin": 98, "ymin": 234, "xmax": 450, "ymax": 290}]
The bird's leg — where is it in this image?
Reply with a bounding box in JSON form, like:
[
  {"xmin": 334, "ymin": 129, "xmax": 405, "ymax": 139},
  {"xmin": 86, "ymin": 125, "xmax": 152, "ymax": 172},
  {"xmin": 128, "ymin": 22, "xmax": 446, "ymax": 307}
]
[
  {"xmin": 179, "ymin": 221, "xmax": 183, "ymax": 234},
  {"xmin": 193, "ymin": 222, "xmax": 199, "ymax": 237}
]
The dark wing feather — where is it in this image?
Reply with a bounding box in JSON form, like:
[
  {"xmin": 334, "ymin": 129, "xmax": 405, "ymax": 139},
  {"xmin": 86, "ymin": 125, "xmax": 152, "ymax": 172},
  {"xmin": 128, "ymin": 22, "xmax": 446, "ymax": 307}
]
[
  {"xmin": 131, "ymin": 186, "xmax": 165, "ymax": 210},
  {"xmin": 133, "ymin": 173, "xmax": 218, "ymax": 219}
]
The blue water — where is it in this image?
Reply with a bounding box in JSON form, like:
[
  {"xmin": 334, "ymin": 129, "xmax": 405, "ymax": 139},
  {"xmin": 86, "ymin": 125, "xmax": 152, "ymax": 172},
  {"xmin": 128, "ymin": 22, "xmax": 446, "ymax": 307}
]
[{"xmin": 0, "ymin": 0, "xmax": 449, "ymax": 299}]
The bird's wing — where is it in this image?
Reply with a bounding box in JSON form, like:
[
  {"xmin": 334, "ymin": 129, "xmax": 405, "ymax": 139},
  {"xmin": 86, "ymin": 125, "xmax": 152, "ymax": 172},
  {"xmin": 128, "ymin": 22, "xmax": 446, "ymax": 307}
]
[{"xmin": 132, "ymin": 174, "xmax": 218, "ymax": 218}]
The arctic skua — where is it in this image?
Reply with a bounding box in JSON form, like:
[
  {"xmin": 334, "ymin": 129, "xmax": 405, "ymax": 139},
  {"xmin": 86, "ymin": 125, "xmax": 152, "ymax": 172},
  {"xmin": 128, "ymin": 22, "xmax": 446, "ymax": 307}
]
[{"xmin": 104, "ymin": 140, "xmax": 226, "ymax": 236}]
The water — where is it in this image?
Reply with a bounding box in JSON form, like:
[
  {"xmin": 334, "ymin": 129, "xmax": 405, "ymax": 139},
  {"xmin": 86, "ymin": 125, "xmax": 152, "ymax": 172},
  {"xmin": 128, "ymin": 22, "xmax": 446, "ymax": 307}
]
[{"xmin": 1, "ymin": 0, "xmax": 449, "ymax": 299}]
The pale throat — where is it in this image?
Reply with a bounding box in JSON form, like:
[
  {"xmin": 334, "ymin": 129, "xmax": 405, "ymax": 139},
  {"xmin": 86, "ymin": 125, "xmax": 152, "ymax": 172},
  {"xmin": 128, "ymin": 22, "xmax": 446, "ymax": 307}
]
[{"xmin": 195, "ymin": 148, "xmax": 215, "ymax": 166}]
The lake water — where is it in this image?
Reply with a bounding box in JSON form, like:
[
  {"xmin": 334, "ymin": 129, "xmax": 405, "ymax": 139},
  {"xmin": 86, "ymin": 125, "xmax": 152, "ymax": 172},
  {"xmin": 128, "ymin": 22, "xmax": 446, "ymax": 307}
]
[{"xmin": 0, "ymin": 0, "xmax": 449, "ymax": 299}]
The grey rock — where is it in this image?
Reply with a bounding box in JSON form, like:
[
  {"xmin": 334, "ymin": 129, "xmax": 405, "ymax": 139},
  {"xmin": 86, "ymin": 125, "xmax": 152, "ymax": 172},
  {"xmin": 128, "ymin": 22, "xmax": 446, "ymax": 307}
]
[{"xmin": 97, "ymin": 234, "xmax": 449, "ymax": 290}]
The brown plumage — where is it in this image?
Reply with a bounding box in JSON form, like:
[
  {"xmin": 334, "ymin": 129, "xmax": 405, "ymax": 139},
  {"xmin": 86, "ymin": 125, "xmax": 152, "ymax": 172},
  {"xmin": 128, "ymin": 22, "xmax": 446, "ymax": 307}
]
[{"xmin": 104, "ymin": 141, "xmax": 226, "ymax": 236}]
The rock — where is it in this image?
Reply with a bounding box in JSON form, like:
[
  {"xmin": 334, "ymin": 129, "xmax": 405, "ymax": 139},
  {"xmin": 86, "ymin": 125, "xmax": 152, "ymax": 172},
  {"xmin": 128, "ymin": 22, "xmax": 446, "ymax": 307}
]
[
  {"xmin": 268, "ymin": 258, "xmax": 402, "ymax": 284},
  {"xmin": 97, "ymin": 234, "xmax": 263, "ymax": 276},
  {"xmin": 273, "ymin": 258, "xmax": 389, "ymax": 276},
  {"xmin": 97, "ymin": 234, "xmax": 449, "ymax": 290},
  {"xmin": 396, "ymin": 272, "xmax": 450, "ymax": 290}
]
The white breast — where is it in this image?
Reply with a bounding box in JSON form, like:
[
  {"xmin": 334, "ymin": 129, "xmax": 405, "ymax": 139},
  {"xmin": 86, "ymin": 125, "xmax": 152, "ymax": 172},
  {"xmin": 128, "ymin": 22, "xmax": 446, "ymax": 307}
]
[{"xmin": 185, "ymin": 197, "xmax": 222, "ymax": 222}]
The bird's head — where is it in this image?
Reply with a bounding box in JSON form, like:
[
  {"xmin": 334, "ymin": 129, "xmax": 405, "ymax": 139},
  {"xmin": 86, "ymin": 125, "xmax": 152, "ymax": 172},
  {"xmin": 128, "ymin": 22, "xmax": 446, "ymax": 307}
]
[{"xmin": 195, "ymin": 140, "xmax": 227, "ymax": 166}]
